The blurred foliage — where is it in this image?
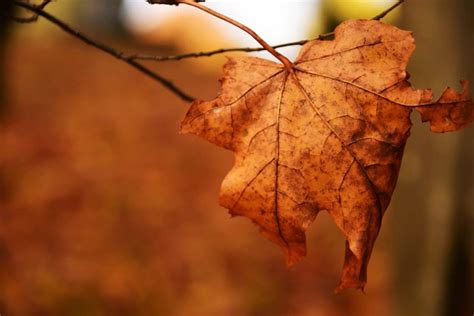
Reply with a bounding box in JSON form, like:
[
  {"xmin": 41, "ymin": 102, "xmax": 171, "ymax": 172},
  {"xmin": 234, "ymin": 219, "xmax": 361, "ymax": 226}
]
[{"xmin": 0, "ymin": 33, "xmax": 392, "ymax": 316}]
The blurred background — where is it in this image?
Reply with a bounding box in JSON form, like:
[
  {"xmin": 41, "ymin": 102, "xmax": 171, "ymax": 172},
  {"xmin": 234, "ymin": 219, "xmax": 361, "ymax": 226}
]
[{"xmin": 0, "ymin": 0, "xmax": 472, "ymax": 315}]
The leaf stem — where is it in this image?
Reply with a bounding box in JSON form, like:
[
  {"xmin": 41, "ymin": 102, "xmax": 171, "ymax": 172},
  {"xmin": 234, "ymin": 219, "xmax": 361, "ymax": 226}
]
[{"xmin": 175, "ymin": 0, "xmax": 294, "ymax": 69}]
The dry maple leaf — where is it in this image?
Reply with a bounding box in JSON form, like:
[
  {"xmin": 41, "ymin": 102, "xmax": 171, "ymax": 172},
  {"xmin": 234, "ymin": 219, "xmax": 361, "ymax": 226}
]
[{"xmin": 181, "ymin": 19, "xmax": 473, "ymax": 292}]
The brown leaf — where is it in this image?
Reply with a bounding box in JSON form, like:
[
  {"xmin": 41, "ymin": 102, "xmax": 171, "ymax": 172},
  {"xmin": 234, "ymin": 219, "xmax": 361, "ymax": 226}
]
[{"xmin": 180, "ymin": 19, "xmax": 473, "ymax": 292}]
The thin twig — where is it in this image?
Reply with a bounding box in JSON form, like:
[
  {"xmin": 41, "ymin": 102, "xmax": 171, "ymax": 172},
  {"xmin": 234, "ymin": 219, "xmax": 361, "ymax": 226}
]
[
  {"xmin": 9, "ymin": 0, "xmax": 194, "ymax": 102},
  {"xmin": 135, "ymin": 0, "xmax": 404, "ymax": 62},
  {"xmin": 372, "ymin": 0, "xmax": 404, "ymax": 20},
  {"xmin": 127, "ymin": 40, "xmax": 307, "ymax": 62}
]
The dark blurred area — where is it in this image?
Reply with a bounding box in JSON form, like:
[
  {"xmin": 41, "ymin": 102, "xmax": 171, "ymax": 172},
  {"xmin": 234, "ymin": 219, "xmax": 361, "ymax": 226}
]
[{"xmin": 0, "ymin": 1, "xmax": 472, "ymax": 315}]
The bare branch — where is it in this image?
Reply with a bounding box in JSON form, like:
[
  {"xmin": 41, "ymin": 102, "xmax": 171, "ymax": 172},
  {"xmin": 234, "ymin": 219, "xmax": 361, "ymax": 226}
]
[
  {"xmin": 8, "ymin": 0, "xmax": 195, "ymax": 102},
  {"xmin": 6, "ymin": 0, "xmax": 405, "ymax": 101},
  {"xmin": 134, "ymin": 0, "xmax": 404, "ymax": 62},
  {"xmin": 372, "ymin": 0, "xmax": 404, "ymax": 20},
  {"xmin": 130, "ymin": 37, "xmax": 323, "ymax": 62}
]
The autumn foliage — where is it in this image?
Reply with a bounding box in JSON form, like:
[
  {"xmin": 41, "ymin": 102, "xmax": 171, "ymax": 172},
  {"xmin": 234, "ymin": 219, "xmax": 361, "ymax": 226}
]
[{"xmin": 181, "ymin": 20, "xmax": 473, "ymax": 291}]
